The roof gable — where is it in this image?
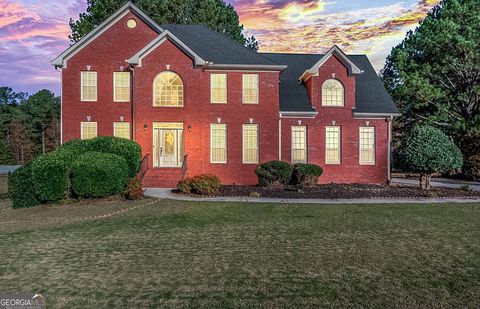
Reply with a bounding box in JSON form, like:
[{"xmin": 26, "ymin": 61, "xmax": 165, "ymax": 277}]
[
  {"xmin": 298, "ymin": 46, "xmax": 363, "ymax": 82},
  {"xmin": 52, "ymin": 2, "xmax": 163, "ymax": 68}
]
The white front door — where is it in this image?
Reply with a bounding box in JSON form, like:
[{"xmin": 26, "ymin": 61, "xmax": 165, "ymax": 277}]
[{"xmin": 153, "ymin": 128, "xmax": 184, "ymax": 167}]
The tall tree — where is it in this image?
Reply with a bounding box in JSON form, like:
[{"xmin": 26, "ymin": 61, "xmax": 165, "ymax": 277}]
[
  {"xmin": 382, "ymin": 0, "xmax": 480, "ymax": 173},
  {"xmin": 69, "ymin": 0, "xmax": 249, "ymax": 46}
]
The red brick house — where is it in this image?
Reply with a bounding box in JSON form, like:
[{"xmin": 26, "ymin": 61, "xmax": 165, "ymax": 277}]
[{"xmin": 52, "ymin": 2, "xmax": 400, "ymax": 187}]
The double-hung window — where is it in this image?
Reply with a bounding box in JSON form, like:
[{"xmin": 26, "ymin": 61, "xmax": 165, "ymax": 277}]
[
  {"xmin": 242, "ymin": 124, "xmax": 259, "ymax": 163},
  {"xmin": 81, "ymin": 71, "xmax": 97, "ymax": 101},
  {"xmin": 81, "ymin": 122, "xmax": 97, "ymax": 140},
  {"xmin": 359, "ymin": 127, "xmax": 375, "ymax": 165},
  {"xmin": 114, "ymin": 122, "xmax": 131, "ymax": 139},
  {"xmin": 210, "ymin": 74, "xmax": 227, "ymax": 103},
  {"xmin": 242, "ymin": 74, "xmax": 259, "ymax": 104},
  {"xmin": 291, "ymin": 126, "xmax": 307, "ymax": 163},
  {"xmin": 210, "ymin": 124, "xmax": 227, "ymax": 163},
  {"xmin": 326, "ymin": 126, "xmax": 341, "ymax": 164},
  {"xmin": 114, "ymin": 72, "xmax": 130, "ymax": 102}
]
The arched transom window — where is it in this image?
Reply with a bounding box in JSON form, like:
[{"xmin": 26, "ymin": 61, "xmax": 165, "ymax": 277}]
[
  {"xmin": 322, "ymin": 79, "xmax": 344, "ymax": 106},
  {"xmin": 153, "ymin": 71, "xmax": 184, "ymax": 107}
]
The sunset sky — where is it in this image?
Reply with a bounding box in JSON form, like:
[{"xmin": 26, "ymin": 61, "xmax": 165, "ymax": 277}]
[{"xmin": 0, "ymin": 0, "xmax": 440, "ymax": 95}]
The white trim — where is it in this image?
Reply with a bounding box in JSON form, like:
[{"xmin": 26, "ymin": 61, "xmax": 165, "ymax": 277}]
[
  {"xmin": 279, "ymin": 111, "xmax": 318, "ymax": 118},
  {"xmin": 242, "ymin": 124, "xmax": 259, "ymax": 164},
  {"xmin": 242, "ymin": 74, "xmax": 259, "ymax": 104},
  {"xmin": 60, "ymin": 69, "xmax": 63, "ymax": 144},
  {"xmin": 325, "ymin": 126, "xmax": 341, "ymax": 165},
  {"xmin": 52, "ymin": 2, "xmax": 163, "ymax": 68},
  {"xmin": 152, "ymin": 71, "xmax": 184, "ymax": 107},
  {"xmin": 387, "ymin": 116, "xmax": 393, "ymax": 182},
  {"xmin": 113, "ymin": 72, "xmax": 131, "ymax": 102},
  {"xmin": 210, "ymin": 73, "xmax": 227, "ymax": 104},
  {"xmin": 128, "ymin": 31, "xmax": 206, "ymax": 67},
  {"xmin": 278, "ymin": 119, "xmax": 282, "ymax": 161},
  {"xmin": 80, "ymin": 71, "xmax": 97, "ymax": 102},
  {"xmin": 353, "ymin": 112, "xmax": 401, "ymax": 118},
  {"xmin": 291, "ymin": 125, "xmax": 307, "ymax": 164},
  {"xmin": 359, "ymin": 126, "xmax": 375, "ymax": 165},
  {"xmin": 299, "ymin": 45, "xmax": 363, "ymax": 82},
  {"xmin": 321, "ymin": 79, "xmax": 345, "ymax": 107},
  {"xmin": 203, "ymin": 64, "xmax": 287, "ymax": 71},
  {"xmin": 210, "ymin": 123, "xmax": 227, "ymax": 164}
]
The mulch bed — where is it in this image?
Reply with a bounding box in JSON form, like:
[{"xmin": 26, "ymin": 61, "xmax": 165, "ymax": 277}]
[{"xmin": 182, "ymin": 184, "xmax": 480, "ymax": 199}]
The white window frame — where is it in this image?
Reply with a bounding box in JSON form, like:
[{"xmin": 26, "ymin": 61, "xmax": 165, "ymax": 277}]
[
  {"xmin": 80, "ymin": 122, "xmax": 97, "ymax": 140},
  {"xmin": 210, "ymin": 74, "xmax": 227, "ymax": 104},
  {"xmin": 81, "ymin": 71, "xmax": 97, "ymax": 102},
  {"xmin": 322, "ymin": 79, "xmax": 344, "ymax": 107},
  {"xmin": 242, "ymin": 74, "xmax": 259, "ymax": 104},
  {"xmin": 242, "ymin": 124, "xmax": 259, "ymax": 164},
  {"xmin": 325, "ymin": 126, "xmax": 341, "ymax": 164},
  {"xmin": 113, "ymin": 122, "xmax": 131, "ymax": 140},
  {"xmin": 291, "ymin": 126, "xmax": 307, "ymax": 164},
  {"xmin": 359, "ymin": 127, "xmax": 375, "ymax": 165},
  {"xmin": 113, "ymin": 72, "xmax": 130, "ymax": 102},
  {"xmin": 152, "ymin": 71, "xmax": 184, "ymax": 107},
  {"xmin": 210, "ymin": 123, "xmax": 227, "ymax": 163}
]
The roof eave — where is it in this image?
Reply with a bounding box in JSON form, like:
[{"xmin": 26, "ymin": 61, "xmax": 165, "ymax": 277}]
[
  {"xmin": 202, "ymin": 64, "xmax": 287, "ymax": 71},
  {"xmin": 280, "ymin": 111, "xmax": 318, "ymax": 118},
  {"xmin": 352, "ymin": 112, "xmax": 402, "ymax": 118}
]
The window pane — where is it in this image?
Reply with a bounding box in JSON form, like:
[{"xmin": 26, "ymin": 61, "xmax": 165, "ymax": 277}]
[
  {"xmin": 114, "ymin": 72, "xmax": 130, "ymax": 102},
  {"xmin": 153, "ymin": 71, "xmax": 184, "ymax": 107},
  {"xmin": 326, "ymin": 126, "xmax": 341, "ymax": 164},
  {"xmin": 81, "ymin": 122, "xmax": 97, "ymax": 140},
  {"xmin": 242, "ymin": 74, "xmax": 259, "ymax": 104},
  {"xmin": 359, "ymin": 127, "xmax": 375, "ymax": 165},
  {"xmin": 243, "ymin": 124, "xmax": 258, "ymax": 163},
  {"xmin": 114, "ymin": 122, "xmax": 130, "ymax": 139},
  {"xmin": 81, "ymin": 72, "xmax": 97, "ymax": 101},
  {"xmin": 322, "ymin": 79, "xmax": 344, "ymax": 106},
  {"xmin": 211, "ymin": 124, "xmax": 227, "ymax": 163},
  {"xmin": 211, "ymin": 74, "xmax": 227, "ymax": 103},
  {"xmin": 292, "ymin": 126, "xmax": 307, "ymax": 163}
]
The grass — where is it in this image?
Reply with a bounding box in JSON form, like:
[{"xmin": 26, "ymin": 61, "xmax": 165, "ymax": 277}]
[{"xmin": 1, "ymin": 198, "xmax": 480, "ymax": 307}]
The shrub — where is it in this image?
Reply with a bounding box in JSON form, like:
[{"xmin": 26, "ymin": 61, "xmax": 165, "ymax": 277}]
[
  {"xmin": 71, "ymin": 152, "xmax": 129, "ymax": 198},
  {"xmin": 177, "ymin": 174, "xmax": 221, "ymax": 195},
  {"xmin": 464, "ymin": 154, "xmax": 480, "ymax": 180},
  {"xmin": 400, "ymin": 125, "xmax": 463, "ymax": 189},
  {"xmin": 122, "ymin": 176, "xmax": 144, "ymax": 200},
  {"xmin": 8, "ymin": 163, "xmax": 38, "ymax": 209},
  {"xmin": 255, "ymin": 161, "xmax": 293, "ymax": 187},
  {"xmin": 31, "ymin": 152, "xmax": 70, "ymax": 203},
  {"xmin": 292, "ymin": 163, "xmax": 323, "ymax": 187}
]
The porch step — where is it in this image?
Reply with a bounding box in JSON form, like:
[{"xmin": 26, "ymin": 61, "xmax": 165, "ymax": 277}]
[{"xmin": 142, "ymin": 169, "xmax": 183, "ymax": 188}]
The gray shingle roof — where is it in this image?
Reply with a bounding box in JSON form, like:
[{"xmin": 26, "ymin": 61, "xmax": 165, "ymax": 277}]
[
  {"xmin": 261, "ymin": 53, "xmax": 400, "ymax": 115},
  {"xmin": 161, "ymin": 24, "xmax": 278, "ymax": 66}
]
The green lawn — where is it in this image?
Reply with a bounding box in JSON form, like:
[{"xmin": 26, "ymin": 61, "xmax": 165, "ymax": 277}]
[{"xmin": 1, "ymin": 198, "xmax": 480, "ymax": 307}]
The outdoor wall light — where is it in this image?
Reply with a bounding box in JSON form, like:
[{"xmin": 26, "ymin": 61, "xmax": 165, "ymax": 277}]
[
  {"xmin": 188, "ymin": 124, "xmax": 192, "ymax": 132},
  {"xmin": 144, "ymin": 124, "xmax": 148, "ymax": 131}
]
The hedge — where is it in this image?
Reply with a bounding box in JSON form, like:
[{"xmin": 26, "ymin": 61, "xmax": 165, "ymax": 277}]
[
  {"xmin": 8, "ymin": 163, "xmax": 38, "ymax": 209},
  {"xmin": 71, "ymin": 152, "xmax": 129, "ymax": 198},
  {"xmin": 292, "ymin": 163, "xmax": 323, "ymax": 187},
  {"xmin": 255, "ymin": 161, "xmax": 293, "ymax": 187},
  {"xmin": 31, "ymin": 152, "xmax": 70, "ymax": 202},
  {"xmin": 177, "ymin": 174, "xmax": 221, "ymax": 195}
]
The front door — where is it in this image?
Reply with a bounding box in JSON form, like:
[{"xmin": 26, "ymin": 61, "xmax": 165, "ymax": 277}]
[{"xmin": 153, "ymin": 128, "xmax": 184, "ymax": 167}]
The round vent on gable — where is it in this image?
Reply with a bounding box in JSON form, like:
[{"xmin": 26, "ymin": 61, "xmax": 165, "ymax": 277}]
[{"xmin": 127, "ymin": 19, "xmax": 137, "ymax": 29}]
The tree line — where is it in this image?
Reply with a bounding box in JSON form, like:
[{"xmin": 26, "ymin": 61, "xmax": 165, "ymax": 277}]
[{"xmin": 0, "ymin": 87, "xmax": 60, "ymax": 165}]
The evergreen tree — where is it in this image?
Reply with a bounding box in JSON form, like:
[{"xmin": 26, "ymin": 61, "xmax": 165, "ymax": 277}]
[
  {"xmin": 382, "ymin": 0, "xmax": 480, "ymax": 174},
  {"xmin": 69, "ymin": 0, "xmax": 248, "ymax": 45}
]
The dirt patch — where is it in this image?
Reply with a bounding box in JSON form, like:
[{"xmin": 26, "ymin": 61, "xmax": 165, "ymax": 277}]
[{"xmin": 179, "ymin": 184, "xmax": 480, "ymax": 199}]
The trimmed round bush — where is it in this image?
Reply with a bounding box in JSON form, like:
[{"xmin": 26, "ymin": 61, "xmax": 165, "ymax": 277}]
[
  {"xmin": 8, "ymin": 163, "xmax": 38, "ymax": 209},
  {"xmin": 292, "ymin": 163, "xmax": 323, "ymax": 187},
  {"xmin": 31, "ymin": 152, "xmax": 70, "ymax": 203},
  {"xmin": 255, "ymin": 161, "xmax": 293, "ymax": 187},
  {"xmin": 177, "ymin": 174, "xmax": 221, "ymax": 195},
  {"xmin": 71, "ymin": 152, "xmax": 129, "ymax": 198}
]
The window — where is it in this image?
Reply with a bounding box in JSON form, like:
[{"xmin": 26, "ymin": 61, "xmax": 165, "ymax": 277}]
[
  {"xmin": 114, "ymin": 122, "xmax": 131, "ymax": 139},
  {"xmin": 114, "ymin": 72, "xmax": 130, "ymax": 102},
  {"xmin": 81, "ymin": 122, "xmax": 97, "ymax": 140},
  {"xmin": 322, "ymin": 79, "xmax": 344, "ymax": 106},
  {"xmin": 243, "ymin": 124, "xmax": 258, "ymax": 163},
  {"xmin": 242, "ymin": 74, "xmax": 259, "ymax": 104},
  {"xmin": 210, "ymin": 74, "xmax": 227, "ymax": 103},
  {"xmin": 210, "ymin": 124, "xmax": 227, "ymax": 163},
  {"xmin": 81, "ymin": 71, "xmax": 97, "ymax": 101},
  {"xmin": 153, "ymin": 71, "xmax": 184, "ymax": 107},
  {"xmin": 359, "ymin": 127, "xmax": 375, "ymax": 165},
  {"xmin": 291, "ymin": 126, "xmax": 307, "ymax": 164},
  {"xmin": 326, "ymin": 126, "xmax": 341, "ymax": 164}
]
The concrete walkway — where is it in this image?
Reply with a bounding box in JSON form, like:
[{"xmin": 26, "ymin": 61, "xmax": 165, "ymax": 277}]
[
  {"xmin": 144, "ymin": 188, "xmax": 480, "ymax": 204},
  {"xmin": 391, "ymin": 177, "xmax": 480, "ymax": 191}
]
